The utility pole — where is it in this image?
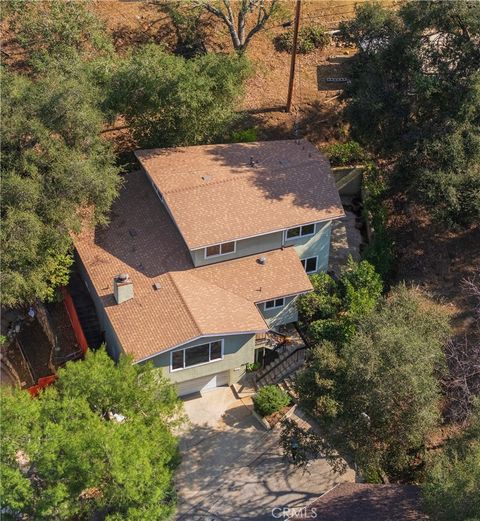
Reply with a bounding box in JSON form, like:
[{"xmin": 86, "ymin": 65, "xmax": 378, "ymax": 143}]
[{"xmin": 286, "ymin": 0, "xmax": 301, "ymax": 113}]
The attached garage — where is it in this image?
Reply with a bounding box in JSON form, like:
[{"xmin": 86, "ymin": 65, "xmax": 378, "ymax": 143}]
[{"xmin": 176, "ymin": 371, "xmax": 229, "ymax": 397}]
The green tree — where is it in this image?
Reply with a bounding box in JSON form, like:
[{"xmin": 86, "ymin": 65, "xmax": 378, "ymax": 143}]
[
  {"xmin": 297, "ymin": 258, "xmax": 382, "ymax": 346},
  {"xmin": 0, "ymin": 349, "xmax": 183, "ymax": 521},
  {"xmin": 423, "ymin": 402, "xmax": 480, "ymax": 521},
  {"xmin": 340, "ymin": 1, "xmax": 480, "ymax": 226},
  {"xmin": 108, "ymin": 44, "xmax": 250, "ymax": 148},
  {"xmin": 295, "ymin": 286, "xmax": 450, "ymax": 480},
  {"xmin": 5, "ymin": 0, "xmax": 113, "ymax": 65},
  {"xmin": 1, "ymin": 64, "xmax": 121, "ymax": 307}
]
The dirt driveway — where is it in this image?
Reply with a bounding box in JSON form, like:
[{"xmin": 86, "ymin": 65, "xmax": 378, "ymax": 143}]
[{"xmin": 175, "ymin": 387, "xmax": 354, "ymax": 520}]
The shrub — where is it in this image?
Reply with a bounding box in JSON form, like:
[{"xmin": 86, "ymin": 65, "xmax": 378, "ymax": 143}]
[
  {"xmin": 253, "ymin": 385, "xmax": 291, "ymax": 417},
  {"xmin": 231, "ymin": 127, "xmax": 258, "ymax": 143},
  {"xmin": 324, "ymin": 141, "xmax": 366, "ymax": 166},
  {"xmin": 362, "ymin": 166, "xmax": 394, "ymax": 280},
  {"xmin": 274, "ymin": 25, "xmax": 330, "ymax": 54},
  {"xmin": 246, "ymin": 361, "xmax": 261, "ymax": 372},
  {"xmin": 297, "ymin": 258, "xmax": 383, "ymax": 347}
]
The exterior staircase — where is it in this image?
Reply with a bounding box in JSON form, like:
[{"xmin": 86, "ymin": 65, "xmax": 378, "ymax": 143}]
[
  {"xmin": 254, "ymin": 345, "xmax": 306, "ymax": 388},
  {"xmin": 68, "ymin": 271, "xmax": 103, "ymax": 349}
]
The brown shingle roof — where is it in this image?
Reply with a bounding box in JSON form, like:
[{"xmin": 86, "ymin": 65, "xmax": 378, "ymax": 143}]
[
  {"xmin": 135, "ymin": 139, "xmax": 344, "ymax": 249},
  {"xmin": 74, "ymin": 171, "xmax": 313, "ymax": 362},
  {"xmin": 291, "ymin": 483, "xmax": 428, "ymax": 521}
]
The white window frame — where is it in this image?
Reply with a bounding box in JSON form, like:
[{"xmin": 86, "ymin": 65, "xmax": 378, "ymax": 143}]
[
  {"xmin": 263, "ymin": 297, "xmax": 285, "ymax": 311},
  {"xmin": 204, "ymin": 241, "xmax": 237, "ymax": 259},
  {"xmin": 170, "ymin": 339, "xmax": 224, "ymax": 372},
  {"xmin": 301, "ymin": 256, "xmax": 318, "ymax": 274},
  {"xmin": 284, "ymin": 223, "xmax": 316, "ymax": 241}
]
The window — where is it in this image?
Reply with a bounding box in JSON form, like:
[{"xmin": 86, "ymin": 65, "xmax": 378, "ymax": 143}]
[
  {"xmin": 205, "ymin": 241, "xmax": 236, "ymax": 258},
  {"xmin": 170, "ymin": 340, "xmax": 224, "ymax": 371},
  {"xmin": 301, "ymin": 256, "xmax": 318, "ymax": 274},
  {"xmin": 285, "ymin": 223, "xmax": 316, "ymax": 240},
  {"xmin": 171, "ymin": 350, "xmax": 184, "ymax": 370},
  {"xmin": 264, "ymin": 297, "xmax": 285, "ymax": 310}
]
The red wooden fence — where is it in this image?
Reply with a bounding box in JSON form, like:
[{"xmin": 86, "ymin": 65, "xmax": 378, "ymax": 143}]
[
  {"xmin": 60, "ymin": 286, "xmax": 88, "ymax": 355},
  {"xmin": 26, "ymin": 287, "xmax": 88, "ymax": 396}
]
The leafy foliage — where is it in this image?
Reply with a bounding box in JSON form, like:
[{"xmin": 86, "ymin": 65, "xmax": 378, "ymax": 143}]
[
  {"xmin": 274, "ymin": 25, "xmax": 330, "ymax": 54},
  {"xmin": 297, "ymin": 258, "xmax": 383, "ymax": 346},
  {"xmin": 0, "ymin": 349, "xmax": 183, "ymax": 521},
  {"xmin": 107, "ymin": 45, "xmax": 250, "ymax": 148},
  {"xmin": 340, "ymin": 1, "xmax": 480, "ymax": 226},
  {"xmin": 361, "ymin": 166, "xmax": 395, "ymax": 279},
  {"xmin": 324, "ymin": 141, "xmax": 366, "ymax": 166},
  {"xmin": 296, "ymin": 285, "xmax": 451, "ymax": 480},
  {"xmin": 1, "ymin": 64, "xmax": 121, "ymax": 307},
  {"xmin": 422, "ymin": 402, "xmax": 480, "ymax": 521},
  {"xmin": 253, "ymin": 385, "xmax": 290, "ymax": 417},
  {"xmin": 231, "ymin": 127, "xmax": 258, "ymax": 143},
  {"xmin": 6, "ymin": 0, "xmax": 113, "ymax": 66}
]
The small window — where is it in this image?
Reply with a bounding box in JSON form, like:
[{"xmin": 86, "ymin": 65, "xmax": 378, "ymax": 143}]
[
  {"xmin": 206, "ymin": 244, "xmax": 221, "ymax": 257},
  {"xmin": 286, "ymin": 227, "xmax": 301, "ymax": 240},
  {"xmin": 285, "ymin": 223, "xmax": 316, "ymax": 241},
  {"xmin": 210, "ymin": 341, "xmax": 222, "ymax": 360},
  {"xmin": 301, "ymin": 223, "xmax": 315, "ymax": 236},
  {"xmin": 301, "ymin": 257, "xmax": 318, "ymax": 274},
  {"xmin": 264, "ymin": 297, "xmax": 285, "ymax": 310},
  {"xmin": 220, "ymin": 241, "xmax": 235, "ymax": 254},
  {"xmin": 171, "ymin": 350, "xmax": 184, "ymax": 370},
  {"xmin": 205, "ymin": 241, "xmax": 235, "ymax": 258}
]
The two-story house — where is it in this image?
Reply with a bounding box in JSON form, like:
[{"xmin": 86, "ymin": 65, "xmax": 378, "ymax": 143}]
[{"xmin": 74, "ymin": 139, "xmax": 344, "ymax": 396}]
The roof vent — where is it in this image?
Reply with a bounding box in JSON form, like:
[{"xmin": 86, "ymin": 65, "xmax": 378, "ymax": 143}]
[
  {"xmin": 257, "ymin": 256, "xmax": 267, "ymax": 265},
  {"xmin": 202, "ymin": 175, "xmax": 211, "ymax": 181},
  {"xmin": 153, "ymin": 282, "xmax": 161, "ymax": 291},
  {"xmin": 250, "ymin": 156, "xmax": 256, "ymax": 167},
  {"xmin": 113, "ymin": 274, "xmax": 133, "ymax": 304}
]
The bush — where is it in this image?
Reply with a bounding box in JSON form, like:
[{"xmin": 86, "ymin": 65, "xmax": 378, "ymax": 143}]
[
  {"xmin": 253, "ymin": 385, "xmax": 291, "ymax": 417},
  {"xmin": 297, "ymin": 258, "xmax": 383, "ymax": 347},
  {"xmin": 246, "ymin": 361, "xmax": 261, "ymax": 372},
  {"xmin": 324, "ymin": 141, "xmax": 366, "ymax": 166},
  {"xmin": 362, "ymin": 166, "xmax": 394, "ymax": 280},
  {"xmin": 274, "ymin": 25, "xmax": 330, "ymax": 54},
  {"xmin": 231, "ymin": 127, "xmax": 258, "ymax": 143}
]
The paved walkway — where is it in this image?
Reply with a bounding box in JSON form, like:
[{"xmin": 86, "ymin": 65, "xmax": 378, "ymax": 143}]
[
  {"xmin": 176, "ymin": 387, "xmax": 355, "ymax": 520},
  {"xmin": 328, "ymin": 210, "xmax": 362, "ymax": 275}
]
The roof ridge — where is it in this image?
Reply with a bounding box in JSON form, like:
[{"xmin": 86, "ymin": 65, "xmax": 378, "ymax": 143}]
[
  {"xmin": 167, "ymin": 272, "xmax": 203, "ymax": 336},
  {"xmin": 161, "ymin": 158, "xmax": 328, "ymax": 196}
]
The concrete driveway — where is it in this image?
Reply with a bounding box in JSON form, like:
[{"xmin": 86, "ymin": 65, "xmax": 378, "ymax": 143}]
[{"xmin": 175, "ymin": 386, "xmax": 355, "ymax": 520}]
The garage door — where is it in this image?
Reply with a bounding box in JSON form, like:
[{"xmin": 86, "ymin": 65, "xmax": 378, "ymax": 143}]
[{"xmin": 176, "ymin": 371, "xmax": 229, "ymax": 397}]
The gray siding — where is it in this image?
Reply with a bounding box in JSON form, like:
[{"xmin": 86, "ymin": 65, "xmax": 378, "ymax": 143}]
[
  {"xmin": 143, "ymin": 333, "xmax": 256, "ymax": 385},
  {"xmin": 258, "ymin": 295, "xmax": 299, "ymax": 328},
  {"xmin": 290, "ymin": 221, "xmax": 332, "ymax": 272},
  {"xmin": 190, "ymin": 221, "xmax": 333, "ymax": 271},
  {"xmin": 191, "ymin": 231, "xmax": 283, "ymax": 267}
]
